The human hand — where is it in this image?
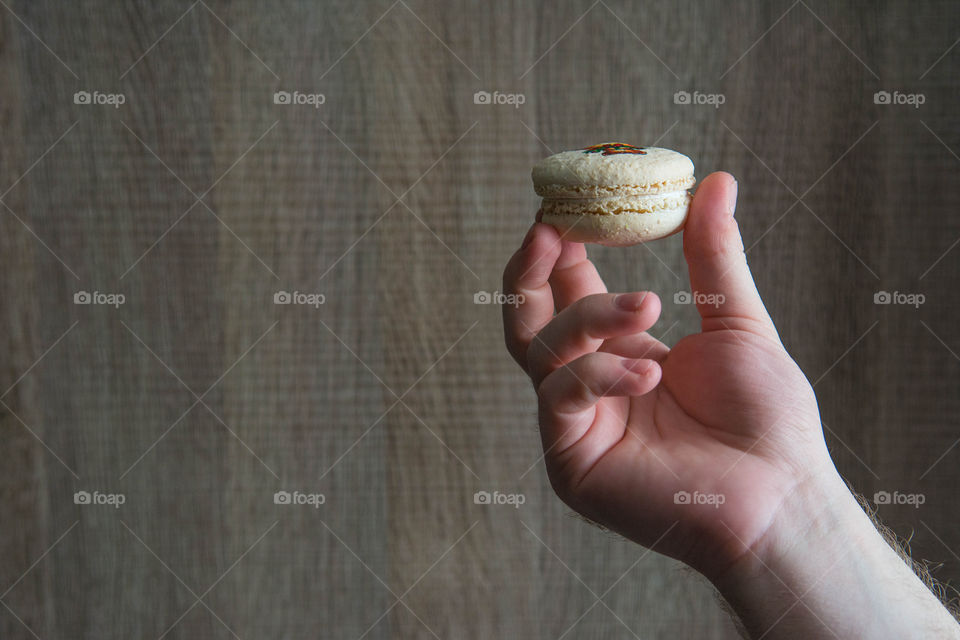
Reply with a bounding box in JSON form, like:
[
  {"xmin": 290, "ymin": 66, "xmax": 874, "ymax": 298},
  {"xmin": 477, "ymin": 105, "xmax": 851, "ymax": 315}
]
[
  {"xmin": 504, "ymin": 171, "xmax": 960, "ymax": 638},
  {"xmin": 503, "ymin": 172, "xmax": 834, "ymax": 579}
]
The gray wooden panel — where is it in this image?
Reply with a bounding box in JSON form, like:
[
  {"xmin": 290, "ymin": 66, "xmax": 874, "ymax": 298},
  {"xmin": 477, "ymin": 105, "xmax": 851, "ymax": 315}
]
[{"xmin": 0, "ymin": 1, "xmax": 957, "ymax": 638}]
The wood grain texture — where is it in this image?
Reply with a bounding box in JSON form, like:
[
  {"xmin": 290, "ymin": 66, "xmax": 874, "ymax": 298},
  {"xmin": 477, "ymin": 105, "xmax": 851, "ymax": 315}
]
[{"xmin": 0, "ymin": 1, "xmax": 958, "ymax": 638}]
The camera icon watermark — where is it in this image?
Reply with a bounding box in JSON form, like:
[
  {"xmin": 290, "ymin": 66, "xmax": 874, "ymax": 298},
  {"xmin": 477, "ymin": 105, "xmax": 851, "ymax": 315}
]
[
  {"xmin": 273, "ymin": 90, "xmax": 325, "ymax": 108},
  {"xmin": 74, "ymin": 290, "xmax": 125, "ymax": 308},
  {"xmin": 274, "ymin": 290, "xmax": 325, "ymax": 308},
  {"xmin": 473, "ymin": 90, "xmax": 525, "ymax": 108},
  {"xmin": 73, "ymin": 90, "xmax": 126, "ymax": 108},
  {"xmin": 74, "ymin": 490, "xmax": 126, "ymax": 508},
  {"xmin": 273, "ymin": 490, "xmax": 325, "ymax": 508},
  {"xmin": 873, "ymin": 490, "xmax": 924, "ymax": 508},
  {"xmin": 873, "ymin": 290, "xmax": 924, "ymax": 308},
  {"xmin": 673, "ymin": 290, "xmax": 725, "ymax": 308},
  {"xmin": 673, "ymin": 490, "xmax": 725, "ymax": 508},
  {"xmin": 473, "ymin": 290, "xmax": 525, "ymax": 308},
  {"xmin": 673, "ymin": 90, "xmax": 725, "ymax": 109},
  {"xmin": 473, "ymin": 490, "xmax": 525, "ymax": 508},
  {"xmin": 873, "ymin": 90, "xmax": 924, "ymax": 108}
]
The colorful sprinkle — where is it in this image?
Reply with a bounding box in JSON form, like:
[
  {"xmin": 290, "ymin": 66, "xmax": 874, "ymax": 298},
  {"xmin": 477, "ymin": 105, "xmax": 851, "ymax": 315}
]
[{"xmin": 582, "ymin": 142, "xmax": 647, "ymax": 156}]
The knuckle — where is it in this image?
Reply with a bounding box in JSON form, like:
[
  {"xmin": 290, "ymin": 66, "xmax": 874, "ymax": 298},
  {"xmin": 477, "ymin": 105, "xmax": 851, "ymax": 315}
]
[
  {"xmin": 538, "ymin": 358, "xmax": 601, "ymax": 415},
  {"xmin": 504, "ymin": 335, "xmax": 527, "ymax": 370},
  {"xmin": 686, "ymin": 217, "xmax": 745, "ymax": 263},
  {"xmin": 525, "ymin": 333, "xmax": 548, "ymax": 367},
  {"xmin": 545, "ymin": 460, "xmax": 581, "ymax": 507},
  {"xmin": 544, "ymin": 452, "xmax": 593, "ymax": 514},
  {"xmin": 569, "ymin": 294, "xmax": 610, "ymax": 335},
  {"xmin": 535, "ymin": 364, "xmax": 568, "ymax": 405},
  {"xmin": 582, "ymin": 292, "xmax": 611, "ymax": 308}
]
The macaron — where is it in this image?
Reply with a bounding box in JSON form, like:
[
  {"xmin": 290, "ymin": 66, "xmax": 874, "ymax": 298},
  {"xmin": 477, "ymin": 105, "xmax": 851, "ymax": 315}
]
[{"xmin": 532, "ymin": 143, "xmax": 695, "ymax": 246}]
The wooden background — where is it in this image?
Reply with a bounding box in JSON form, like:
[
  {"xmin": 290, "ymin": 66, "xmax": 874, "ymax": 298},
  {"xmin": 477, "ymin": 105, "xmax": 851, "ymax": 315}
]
[{"xmin": 1, "ymin": 1, "xmax": 958, "ymax": 638}]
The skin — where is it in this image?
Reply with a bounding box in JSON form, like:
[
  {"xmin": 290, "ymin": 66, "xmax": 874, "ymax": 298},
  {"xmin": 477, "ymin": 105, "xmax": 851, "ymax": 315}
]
[{"xmin": 502, "ymin": 172, "xmax": 960, "ymax": 639}]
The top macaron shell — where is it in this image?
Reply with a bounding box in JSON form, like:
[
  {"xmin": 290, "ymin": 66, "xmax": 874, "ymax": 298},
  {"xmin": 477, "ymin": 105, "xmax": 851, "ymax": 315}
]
[{"xmin": 532, "ymin": 146, "xmax": 695, "ymax": 198}]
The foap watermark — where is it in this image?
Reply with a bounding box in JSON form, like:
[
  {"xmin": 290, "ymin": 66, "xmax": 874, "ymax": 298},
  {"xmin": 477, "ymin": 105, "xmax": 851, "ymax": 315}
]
[
  {"xmin": 74, "ymin": 290, "xmax": 125, "ymax": 308},
  {"xmin": 74, "ymin": 490, "xmax": 126, "ymax": 508},
  {"xmin": 74, "ymin": 90, "xmax": 126, "ymax": 108},
  {"xmin": 674, "ymin": 490, "xmax": 725, "ymax": 508},
  {"xmin": 274, "ymin": 290, "xmax": 325, "ymax": 308},
  {"xmin": 874, "ymin": 290, "xmax": 925, "ymax": 308},
  {"xmin": 673, "ymin": 90, "xmax": 725, "ymax": 109},
  {"xmin": 273, "ymin": 490, "xmax": 325, "ymax": 508},
  {"xmin": 873, "ymin": 490, "xmax": 925, "ymax": 509},
  {"xmin": 674, "ymin": 290, "xmax": 725, "ymax": 308},
  {"xmin": 473, "ymin": 90, "xmax": 525, "ymax": 108},
  {"xmin": 474, "ymin": 290, "xmax": 524, "ymax": 308},
  {"xmin": 273, "ymin": 90, "xmax": 325, "ymax": 108},
  {"xmin": 474, "ymin": 490, "xmax": 525, "ymax": 509},
  {"xmin": 873, "ymin": 90, "xmax": 925, "ymax": 109}
]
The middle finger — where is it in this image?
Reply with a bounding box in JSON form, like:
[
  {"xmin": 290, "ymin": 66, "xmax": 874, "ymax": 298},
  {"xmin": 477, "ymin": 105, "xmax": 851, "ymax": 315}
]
[{"xmin": 526, "ymin": 291, "xmax": 661, "ymax": 387}]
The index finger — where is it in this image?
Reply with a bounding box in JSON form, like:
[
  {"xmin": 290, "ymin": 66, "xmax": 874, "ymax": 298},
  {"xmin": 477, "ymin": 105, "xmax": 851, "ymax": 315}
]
[
  {"xmin": 502, "ymin": 223, "xmax": 562, "ymax": 371},
  {"xmin": 548, "ymin": 240, "xmax": 608, "ymax": 311}
]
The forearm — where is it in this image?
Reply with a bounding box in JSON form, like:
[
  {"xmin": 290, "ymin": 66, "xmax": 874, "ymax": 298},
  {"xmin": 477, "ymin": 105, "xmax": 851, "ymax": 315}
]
[{"xmin": 710, "ymin": 470, "xmax": 960, "ymax": 639}]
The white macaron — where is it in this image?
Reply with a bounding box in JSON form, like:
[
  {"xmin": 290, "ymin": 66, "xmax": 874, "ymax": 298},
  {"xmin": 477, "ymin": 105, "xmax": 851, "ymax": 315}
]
[{"xmin": 532, "ymin": 143, "xmax": 696, "ymax": 246}]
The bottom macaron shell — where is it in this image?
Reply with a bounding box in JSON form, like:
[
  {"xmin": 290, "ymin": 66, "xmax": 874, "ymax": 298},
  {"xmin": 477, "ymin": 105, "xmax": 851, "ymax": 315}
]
[{"xmin": 540, "ymin": 202, "xmax": 689, "ymax": 247}]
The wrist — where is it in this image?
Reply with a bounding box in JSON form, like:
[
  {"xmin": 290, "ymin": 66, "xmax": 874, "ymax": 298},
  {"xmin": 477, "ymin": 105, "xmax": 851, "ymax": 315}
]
[
  {"xmin": 709, "ymin": 465, "xmax": 960, "ymax": 639},
  {"xmin": 708, "ymin": 464, "xmax": 863, "ymax": 589}
]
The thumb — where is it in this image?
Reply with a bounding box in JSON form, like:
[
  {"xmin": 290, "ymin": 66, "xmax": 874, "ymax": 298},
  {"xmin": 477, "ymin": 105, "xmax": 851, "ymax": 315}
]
[{"xmin": 682, "ymin": 172, "xmax": 779, "ymax": 339}]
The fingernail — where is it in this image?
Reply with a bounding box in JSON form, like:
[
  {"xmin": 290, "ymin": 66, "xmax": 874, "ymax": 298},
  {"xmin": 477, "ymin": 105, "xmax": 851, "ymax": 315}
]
[
  {"xmin": 623, "ymin": 359, "xmax": 652, "ymax": 374},
  {"xmin": 615, "ymin": 291, "xmax": 648, "ymax": 311},
  {"xmin": 727, "ymin": 179, "xmax": 738, "ymax": 217},
  {"xmin": 521, "ymin": 226, "xmax": 537, "ymax": 249}
]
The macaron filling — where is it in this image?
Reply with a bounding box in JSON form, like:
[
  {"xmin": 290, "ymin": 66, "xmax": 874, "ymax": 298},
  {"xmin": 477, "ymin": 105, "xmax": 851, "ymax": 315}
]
[
  {"xmin": 538, "ymin": 190, "xmax": 691, "ymax": 217},
  {"xmin": 533, "ymin": 176, "xmax": 696, "ymax": 199}
]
